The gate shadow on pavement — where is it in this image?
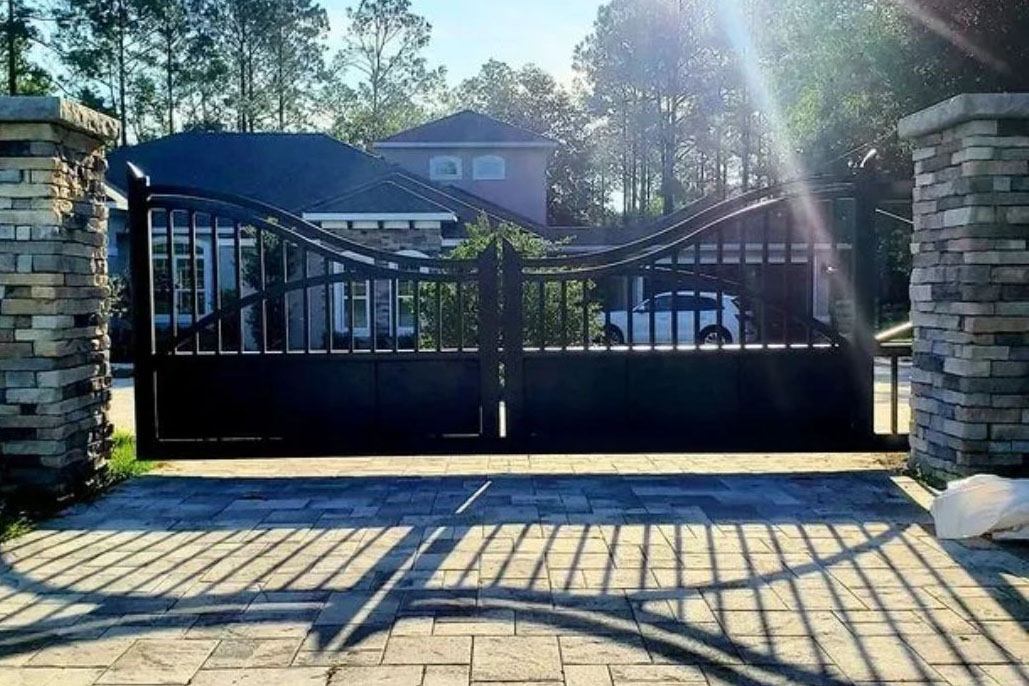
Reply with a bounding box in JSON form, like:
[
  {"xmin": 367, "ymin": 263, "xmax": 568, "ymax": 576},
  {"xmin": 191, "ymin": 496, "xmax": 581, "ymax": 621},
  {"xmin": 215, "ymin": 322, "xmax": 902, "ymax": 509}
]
[{"xmin": 1, "ymin": 467, "xmax": 1027, "ymax": 685}]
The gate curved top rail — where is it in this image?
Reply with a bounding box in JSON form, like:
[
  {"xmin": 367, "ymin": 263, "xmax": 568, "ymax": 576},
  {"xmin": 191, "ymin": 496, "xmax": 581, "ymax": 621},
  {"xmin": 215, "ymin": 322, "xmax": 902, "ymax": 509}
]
[
  {"xmin": 523, "ymin": 175, "xmax": 856, "ymax": 269},
  {"xmin": 131, "ymin": 163, "xmax": 476, "ymax": 272},
  {"xmin": 512, "ymin": 190, "xmax": 855, "ymax": 345},
  {"xmin": 520, "ymin": 196, "xmax": 790, "ymax": 280},
  {"xmin": 128, "ymin": 163, "xmax": 497, "ymax": 361},
  {"xmin": 149, "ymin": 193, "xmax": 481, "ymax": 280}
]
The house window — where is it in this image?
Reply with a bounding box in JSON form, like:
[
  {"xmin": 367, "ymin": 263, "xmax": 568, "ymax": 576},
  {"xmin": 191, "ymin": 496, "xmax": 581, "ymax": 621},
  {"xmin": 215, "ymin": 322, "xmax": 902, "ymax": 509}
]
[
  {"xmin": 396, "ymin": 281, "xmax": 416, "ymax": 330},
  {"xmin": 473, "ymin": 155, "xmax": 506, "ymax": 180},
  {"xmin": 153, "ymin": 235, "xmax": 209, "ymax": 323},
  {"xmin": 429, "ymin": 155, "xmax": 462, "ymax": 180},
  {"xmin": 340, "ymin": 280, "xmax": 370, "ymax": 331}
]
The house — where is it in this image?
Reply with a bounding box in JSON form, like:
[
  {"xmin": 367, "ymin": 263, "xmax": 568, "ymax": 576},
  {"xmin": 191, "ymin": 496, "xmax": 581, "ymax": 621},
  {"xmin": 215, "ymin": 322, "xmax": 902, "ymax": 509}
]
[
  {"xmin": 102, "ymin": 112, "xmax": 560, "ymax": 355},
  {"xmin": 372, "ymin": 110, "xmax": 558, "ymax": 226},
  {"xmin": 104, "ymin": 119, "xmax": 553, "ymax": 275}
]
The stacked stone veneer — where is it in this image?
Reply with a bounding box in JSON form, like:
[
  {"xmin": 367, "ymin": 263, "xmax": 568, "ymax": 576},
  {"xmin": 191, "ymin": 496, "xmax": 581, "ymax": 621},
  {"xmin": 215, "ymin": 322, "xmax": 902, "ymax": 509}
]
[
  {"xmin": 899, "ymin": 94, "xmax": 1029, "ymax": 481},
  {"xmin": 0, "ymin": 97, "xmax": 119, "ymax": 504}
]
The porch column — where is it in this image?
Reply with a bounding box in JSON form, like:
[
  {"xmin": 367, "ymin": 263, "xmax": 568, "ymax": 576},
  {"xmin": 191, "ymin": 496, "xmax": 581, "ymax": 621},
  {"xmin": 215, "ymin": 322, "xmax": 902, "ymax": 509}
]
[
  {"xmin": 899, "ymin": 93, "xmax": 1029, "ymax": 482},
  {"xmin": 0, "ymin": 97, "xmax": 120, "ymax": 504}
]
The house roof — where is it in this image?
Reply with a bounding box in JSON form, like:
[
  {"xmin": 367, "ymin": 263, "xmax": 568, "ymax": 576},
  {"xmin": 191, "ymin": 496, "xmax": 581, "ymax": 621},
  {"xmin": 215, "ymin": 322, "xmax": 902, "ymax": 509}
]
[
  {"xmin": 303, "ymin": 179, "xmax": 456, "ymax": 216},
  {"xmin": 303, "ymin": 172, "xmax": 543, "ymax": 230},
  {"xmin": 107, "ymin": 131, "xmax": 395, "ymax": 213},
  {"xmin": 375, "ymin": 110, "xmax": 557, "ymax": 148},
  {"xmin": 105, "ymin": 130, "xmax": 542, "ymax": 228}
]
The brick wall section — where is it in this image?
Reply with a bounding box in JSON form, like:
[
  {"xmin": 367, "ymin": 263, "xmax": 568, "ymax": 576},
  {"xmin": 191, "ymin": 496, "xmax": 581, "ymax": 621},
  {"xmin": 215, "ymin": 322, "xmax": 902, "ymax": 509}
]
[
  {"xmin": 0, "ymin": 97, "xmax": 119, "ymax": 504},
  {"xmin": 343, "ymin": 226, "xmax": 442, "ymax": 254},
  {"xmin": 899, "ymin": 94, "xmax": 1029, "ymax": 481}
]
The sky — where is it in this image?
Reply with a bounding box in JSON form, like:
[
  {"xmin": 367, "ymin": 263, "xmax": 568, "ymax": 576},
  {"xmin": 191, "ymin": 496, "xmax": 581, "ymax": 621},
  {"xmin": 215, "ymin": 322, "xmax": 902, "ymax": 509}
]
[{"xmin": 322, "ymin": 0, "xmax": 605, "ymax": 86}]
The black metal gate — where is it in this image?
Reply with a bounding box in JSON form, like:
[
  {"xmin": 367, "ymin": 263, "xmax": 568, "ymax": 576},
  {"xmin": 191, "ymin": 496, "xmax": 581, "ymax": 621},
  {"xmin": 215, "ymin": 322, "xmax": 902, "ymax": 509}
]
[
  {"xmin": 501, "ymin": 175, "xmax": 879, "ymax": 452},
  {"xmin": 128, "ymin": 165, "xmax": 499, "ymax": 457},
  {"xmin": 130, "ymin": 166, "xmax": 883, "ymax": 457}
]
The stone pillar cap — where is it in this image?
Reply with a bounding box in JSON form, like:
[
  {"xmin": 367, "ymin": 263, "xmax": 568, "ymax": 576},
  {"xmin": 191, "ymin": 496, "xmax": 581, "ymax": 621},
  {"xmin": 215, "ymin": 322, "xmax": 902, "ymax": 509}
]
[
  {"xmin": 899, "ymin": 92, "xmax": 1029, "ymax": 140},
  {"xmin": 0, "ymin": 96, "xmax": 119, "ymax": 141}
]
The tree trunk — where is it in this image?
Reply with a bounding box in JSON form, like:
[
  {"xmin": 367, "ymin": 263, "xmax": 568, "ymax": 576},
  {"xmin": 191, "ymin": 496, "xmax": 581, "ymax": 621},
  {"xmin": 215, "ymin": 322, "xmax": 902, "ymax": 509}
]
[
  {"xmin": 660, "ymin": 100, "xmax": 675, "ymax": 215},
  {"xmin": 7, "ymin": 0, "xmax": 15, "ymax": 96},
  {"xmin": 238, "ymin": 52, "xmax": 246, "ymax": 131},
  {"xmin": 741, "ymin": 95, "xmax": 751, "ymax": 192},
  {"xmin": 166, "ymin": 28, "xmax": 174, "ymax": 135},
  {"xmin": 699, "ymin": 150, "xmax": 707, "ymax": 193},
  {"xmin": 714, "ymin": 129, "xmax": 724, "ymax": 199},
  {"xmin": 117, "ymin": 0, "xmax": 127, "ymax": 146},
  {"xmin": 238, "ymin": 9, "xmax": 247, "ymax": 132},
  {"xmin": 277, "ymin": 28, "xmax": 285, "ymax": 130}
]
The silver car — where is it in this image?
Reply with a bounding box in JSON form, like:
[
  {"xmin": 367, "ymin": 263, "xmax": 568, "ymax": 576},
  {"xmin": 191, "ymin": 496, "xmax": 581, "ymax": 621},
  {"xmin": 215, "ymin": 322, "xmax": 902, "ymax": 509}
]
[{"xmin": 601, "ymin": 291, "xmax": 748, "ymax": 346}]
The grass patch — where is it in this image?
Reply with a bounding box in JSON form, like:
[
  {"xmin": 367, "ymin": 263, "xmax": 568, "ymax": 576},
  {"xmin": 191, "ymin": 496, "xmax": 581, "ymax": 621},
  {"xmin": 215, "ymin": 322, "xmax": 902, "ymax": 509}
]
[
  {"xmin": 107, "ymin": 431, "xmax": 157, "ymax": 483},
  {"xmin": 0, "ymin": 514, "xmax": 33, "ymax": 543}
]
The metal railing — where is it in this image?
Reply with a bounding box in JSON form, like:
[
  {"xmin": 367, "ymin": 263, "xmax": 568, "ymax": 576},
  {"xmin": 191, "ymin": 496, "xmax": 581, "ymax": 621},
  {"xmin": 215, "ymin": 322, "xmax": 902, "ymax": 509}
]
[{"xmin": 876, "ymin": 321, "xmax": 912, "ymax": 438}]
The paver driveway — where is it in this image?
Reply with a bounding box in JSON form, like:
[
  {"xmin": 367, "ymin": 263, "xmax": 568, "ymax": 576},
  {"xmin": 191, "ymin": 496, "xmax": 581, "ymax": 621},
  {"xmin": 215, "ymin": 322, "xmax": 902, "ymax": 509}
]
[{"xmin": 1, "ymin": 454, "xmax": 1026, "ymax": 685}]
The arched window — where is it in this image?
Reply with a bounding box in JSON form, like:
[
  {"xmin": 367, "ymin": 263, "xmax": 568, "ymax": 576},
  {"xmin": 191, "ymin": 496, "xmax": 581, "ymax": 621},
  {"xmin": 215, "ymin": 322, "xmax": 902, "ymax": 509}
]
[
  {"xmin": 429, "ymin": 156, "xmax": 462, "ymax": 180},
  {"xmin": 473, "ymin": 155, "xmax": 506, "ymax": 180}
]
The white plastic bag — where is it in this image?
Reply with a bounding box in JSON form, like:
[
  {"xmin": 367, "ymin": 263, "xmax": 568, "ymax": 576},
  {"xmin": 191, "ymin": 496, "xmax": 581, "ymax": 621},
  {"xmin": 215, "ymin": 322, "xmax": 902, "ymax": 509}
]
[{"xmin": 931, "ymin": 474, "xmax": 1029, "ymax": 539}]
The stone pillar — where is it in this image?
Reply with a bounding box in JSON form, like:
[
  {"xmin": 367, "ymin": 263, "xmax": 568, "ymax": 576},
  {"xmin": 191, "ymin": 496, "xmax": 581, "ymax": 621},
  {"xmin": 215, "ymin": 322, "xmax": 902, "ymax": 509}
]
[
  {"xmin": 899, "ymin": 94, "xmax": 1029, "ymax": 482},
  {"xmin": 0, "ymin": 97, "xmax": 120, "ymax": 504}
]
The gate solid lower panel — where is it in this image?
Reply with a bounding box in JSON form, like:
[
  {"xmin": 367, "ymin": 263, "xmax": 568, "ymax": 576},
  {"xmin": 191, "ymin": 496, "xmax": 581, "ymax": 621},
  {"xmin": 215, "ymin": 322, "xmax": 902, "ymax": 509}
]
[
  {"xmin": 152, "ymin": 354, "xmax": 482, "ymax": 456},
  {"xmin": 516, "ymin": 347, "xmax": 866, "ymax": 452}
]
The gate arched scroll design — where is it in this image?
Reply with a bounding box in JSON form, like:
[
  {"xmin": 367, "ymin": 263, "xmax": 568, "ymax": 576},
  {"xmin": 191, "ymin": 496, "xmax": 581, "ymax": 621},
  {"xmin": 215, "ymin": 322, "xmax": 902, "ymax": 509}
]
[
  {"xmin": 500, "ymin": 174, "xmax": 879, "ymax": 452},
  {"xmin": 127, "ymin": 165, "xmax": 500, "ymax": 458}
]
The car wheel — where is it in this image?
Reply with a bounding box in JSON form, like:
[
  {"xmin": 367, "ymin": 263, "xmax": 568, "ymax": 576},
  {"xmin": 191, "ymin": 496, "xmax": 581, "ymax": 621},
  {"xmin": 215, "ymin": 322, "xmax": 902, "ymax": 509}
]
[
  {"xmin": 699, "ymin": 325, "xmax": 732, "ymax": 346},
  {"xmin": 604, "ymin": 325, "xmax": 625, "ymax": 345}
]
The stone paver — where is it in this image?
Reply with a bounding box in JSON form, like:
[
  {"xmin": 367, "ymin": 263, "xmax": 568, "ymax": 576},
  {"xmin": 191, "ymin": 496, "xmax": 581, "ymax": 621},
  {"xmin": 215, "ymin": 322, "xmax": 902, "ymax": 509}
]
[
  {"xmin": 559, "ymin": 634, "xmax": 650, "ymax": 664},
  {"xmin": 609, "ymin": 663, "xmax": 707, "ymax": 683},
  {"xmin": 0, "ymin": 668, "xmax": 105, "ymax": 686},
  {"xmin": 472, "ymin": 636, "xmax": 562, "ymax": 681},
  {"xmin": 0, "ymin": 454, "xmax": 1026, "ymax": 686},
  {"xmin": 26, "ymin": 637, "xmax": 135, "ymax": 668},
  {"xmin": 203, "ymin": 639, "xmax": 300, "ymax": 668},
  {"xmin": 326, "ymin": 665, "xmax": 422, "ymax": 686},
  {"xmin": 96, "ymin": 639, "xmax": 217, "ymax": 684},
  {"xmin": 382, "ymin": 636, "xmax": 471, "ymax": 664},
  {"xmin": 190, "ymin": 667, "xmax": 328, "ymax": 686}
]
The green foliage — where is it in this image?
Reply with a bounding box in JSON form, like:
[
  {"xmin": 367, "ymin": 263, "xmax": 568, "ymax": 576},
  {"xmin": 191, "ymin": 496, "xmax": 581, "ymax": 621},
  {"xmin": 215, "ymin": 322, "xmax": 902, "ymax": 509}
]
[
  {"xmin": 447, "ymin": 213, "xmax": 551, "ymax": 262},
  {"xmin": 767, "ymin": 0, "xmax": 1029, "ymax": 173},
  {"xmin": 325, "ymin": 0, "xmax": 447, "ymax": 147},
  {"xmin": 201, "ymin": 0, "xmax": 329, "ymax": 132},
  {"xmin": 266, "ymin": 0, "xmax": 330, "ymax": 130},
  {"xmin": 0, "ymin": 513, "xmax": 32, "ymax": 543},
  {"xmin": 424, "ymin": 215, "xmax": 601, "ymax": 350},
  {"xmin": 52, "ymin": 0, "xmax": 158, "ymax": 144},
  {"xmin": 107, "ymin": 431, "xmax": 157, "ymax": 482},
  {"xmin": 1, "ymin": 0, "xmax": 51, "ymax": 95},
  {"xmin": 240, "ymin": 227, "xmax": 292, "ymax": 350},
  {"xmin": 51, "ymin": 0, "xmax": 328, "ymax": 137},
  {"xmin": 576, "ymin": 0, "xmax": 726, "ymax": 217}
]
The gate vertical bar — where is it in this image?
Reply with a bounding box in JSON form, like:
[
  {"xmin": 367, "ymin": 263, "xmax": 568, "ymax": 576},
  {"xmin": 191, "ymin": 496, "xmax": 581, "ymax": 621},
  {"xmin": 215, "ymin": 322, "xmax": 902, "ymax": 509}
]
[
  {"xmin": 128, "ymin": 165, "xmax": 158, "ymax": 457},
  {"xmin": 478, "ymin": 241, "xmax": 500, "ymax": 441},
  {"xmin": 211, "ymin": 215, "xmax": 222, "ymax": 353},
  {"xmin": 189, "ymin": 211, "xmax": 199, "ymax": 353},
  {"xmin": 501, "ymin": 240, "xmax": 524, "ymax": 442},
  {"xmin": 853, "ymin": 168, "xmax": 879, "ymax": 444}
]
